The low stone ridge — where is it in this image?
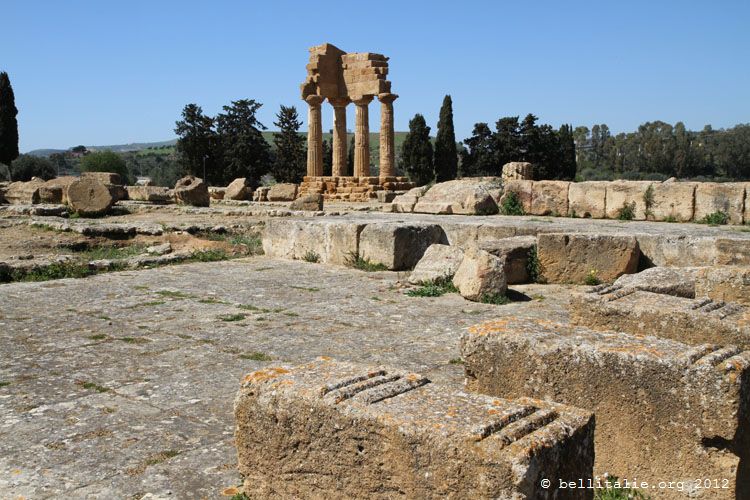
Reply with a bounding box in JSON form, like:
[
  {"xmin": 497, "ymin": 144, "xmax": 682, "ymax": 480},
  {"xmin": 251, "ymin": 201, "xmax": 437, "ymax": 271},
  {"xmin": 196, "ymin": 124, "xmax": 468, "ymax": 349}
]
[
  {"xmin": 289, "ymin": 193, "xmax": 323, "ymax": 211},
  {"xmin": 461, "ymin": 317, "xmax": 750, "ymax": 498},
  {"xmin": 452, "ymin": 246, "xmax": 507, "ymax": 301},
  {"xmin": 267, "ymin": 183, "xmax": 298, "ymax": 202},
  {"xmin": 537, "ymin": 233, "xmax": 640, "ymax": 284},
  {"xmin": 66, "ymin": 178, "xmax": 114, "ymax": 216},
  {"xmin": 412, "ymin": 178, "xmax": 502, "ymax": 215},
  {"xmin": 530, "ymin": 180, "xmax": 569, "ymax": 216},
  {"xmin": 234, "ymin": 358, "xmax": 595, "ymax": 499},
  {"xmin": 173, "ymin": 176, "xmax": 210, "ymax": 207},
  {"xmin": 501, "ymin": 161, "xmax": 533, "ymax": 181},
  {"xmin": 408, "ymin": 243, "xmax": 464, "ymax": 284},
  {"xmin": 224, "ymin": 178, "xmax": 251, "ymax": 201},
  {"xmin": 478, "ymin": 236, "xmax": 536, "ymax": 284},
  {"xmin": 570, "ymin": 288, "xmax": 750, "ymax": 348},
  {"xmin": 359, "ymin": 222, "xmax": 446, "ymax": 270},
  {"xmin": 126, "ymin": 185, "xmax": 171, "ymax": 203}
]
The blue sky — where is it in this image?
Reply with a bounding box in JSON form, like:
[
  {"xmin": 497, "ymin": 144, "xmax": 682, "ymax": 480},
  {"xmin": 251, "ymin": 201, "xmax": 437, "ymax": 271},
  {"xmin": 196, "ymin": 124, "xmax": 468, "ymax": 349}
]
[{"xmin": 5, "ymin": 0, "xmax": 749, "ymax": 152}]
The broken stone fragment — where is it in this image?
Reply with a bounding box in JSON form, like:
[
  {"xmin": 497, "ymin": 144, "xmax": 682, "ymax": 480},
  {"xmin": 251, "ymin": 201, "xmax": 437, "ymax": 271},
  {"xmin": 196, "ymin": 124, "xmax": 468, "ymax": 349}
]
[
  {"xmin": 173, "ymin": 176, "xmax": 210, "ymax": 207},
  {"xmin": 452, "ymin": 246, "xmax": 507, "ymax": 301},
  {"xmin": 289, "ymin": 193, "xmax": 323, "ymax": 211},
  {"xmin": 408, "ymin": 243, "xmax": 464, "ymax": 284}
]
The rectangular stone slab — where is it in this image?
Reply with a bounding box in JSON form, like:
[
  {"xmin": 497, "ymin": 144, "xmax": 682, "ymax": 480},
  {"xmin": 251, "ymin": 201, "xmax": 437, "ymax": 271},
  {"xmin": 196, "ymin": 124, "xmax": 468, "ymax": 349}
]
[
  {"xmin": 570, "ymin": 288, "xmax": 750, "ymax": 348},
  {"xmin": 461, "ymin": 317, "xmax": 750, "ymax": 499},
  {"xmin": 234, "ymin": 359, "xmax": 594, "ymax": 499}
]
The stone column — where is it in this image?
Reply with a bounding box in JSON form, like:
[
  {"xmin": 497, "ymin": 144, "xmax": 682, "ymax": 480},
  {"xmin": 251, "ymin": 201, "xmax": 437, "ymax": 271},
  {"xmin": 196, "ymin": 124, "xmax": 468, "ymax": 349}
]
[
  {"xmin": 305, "ymin": 95, "xmax": 324, "ymax": 177},
  {"xmin": 352, "ymin": 95, "xmax": 373, "ymax": 178},
  {"xmin": 328, "ymin": 97, "xmax": 350, "ymax": 177},
  {"xmin": 378, "ymin": 93, "xmax": 398, "ymax": 179}
]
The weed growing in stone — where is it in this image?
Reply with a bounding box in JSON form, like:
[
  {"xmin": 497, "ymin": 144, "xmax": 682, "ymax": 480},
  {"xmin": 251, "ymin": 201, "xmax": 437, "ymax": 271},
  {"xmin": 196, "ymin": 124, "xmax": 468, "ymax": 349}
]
[
  {"xmin": 698, "ymin": 211, "xmax": 729, "ymax": 225},
  {"xmin": 230, "ymin": 493, "xmax": 251, "ymax": 500},
  {"xmin": 198, "ymin": 297, "xmax": 227, "ymax": 304},
  {"xmin": 239, "ymin": 352, "xmax": 273, "ymax": 361},
  {"xmin": 346, "ymin": 252, "xmax": 388, "ymax": 272},
  {"xmin": 663, "ymin": 215, "xmax": 678, "ymax": 223},
  {"xmin": 144, "ymin": 450, "xmax": 180, "ymax": 466},
  {"xmin": 526, "ymin": 247, "xmax": 540, "ymax": 283},
  {"xmin": 584, "ymin": 269, "xmax": 601, "ymax": 286},
  {"xmin": 290, "ymin": 285, "xmax": 321, "ymax": 292},
  {"xmin": 77, "ymin": 245, "xmax": 145, "ymax": 261},
  {"xmin": 88, "ymin": 334, "xmax": 107, "ymax": 340},
  {"xmin": 119, "ymin": 337, "xmax": 150, "ymax": 344},
  {"xmin": 156, "ymin": 290, "xmax": 194, "ymax": 299},
  {"xmin": 219, "ymin": 313, "xmax": 247, "ymax": 322},
  {"xmin": 6, "ymin": 262, "xmax": 94, "ymax": 283},
  {"xmin": 499, "ymin": 191, "xmax": 525, "ymax": 216},
  {"xmin": 643, "ymin": 184, "xmax": 655, "ymax": 219},
  {"xmin": 237, "ymin": 304, "xmax": 271, "ymax": 312},
  {"xmin": 479, "ymin": 293, "xmax": 510, "ymax": 305},
  {"xmin": 406, "ymin": 277, "xmax": 458, "ymax": 297},
  {"xmin": 75, "ymin": 380, "xmax": 110, "ymax": 393},
  {"xmin": 187, "ymin": 249, "xmax": 231, "ymax": 262},
  {"xmin": 302, "ymin": 250, "xmax": 320, "ymax": 263},
  {"xmin": 617, "ymin": 201, "xmax": 636, "ymax": 221},
  {"xmin": 0, "ymin": 381, "xmax": 10, "ymax": 387},
  {"xmin": 593, "ymin": 476, "xmax": 650, "ymax": 499},
  {"xmin": 449, "ymin": 358, "xmax": 464, "ymax": 365}
]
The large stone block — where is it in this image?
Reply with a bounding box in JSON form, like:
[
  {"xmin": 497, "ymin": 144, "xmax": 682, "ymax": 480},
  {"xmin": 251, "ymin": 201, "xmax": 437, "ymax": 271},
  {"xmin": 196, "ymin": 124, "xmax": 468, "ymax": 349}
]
[
  {"xmin": 498, "ymin": 180, "xmax": 532, "ymax": 214},
  {"xmin": 478, "ymin": 236, "xmax": 536, "ymax": 284},
  {"xmin": 408, "ymin": 243, "xmax": 464, "ymax": 284},
  {"xmin": 570, "ymin": 288, "xmax": 750, "ymax": 348},
  {"xmin": 66, "ymin": 178, "xmax": 114, "ymax": 216},
  {"xmin": 694, "ymin": 182, "xmax": 746, "ymax": 224},
  {"xmin": 267, "ymin": 183, "xmax": 298, "ymax": 201},
  {"xmin": 290, "ymin": 193, "xmax": 323, "ymax": 211},
  {"xmin": 359, "ymin": 223, "xmax": 446, "ymax": 270},
  {"xmin": 604, "ymin": 180, "xmax": 652, "ymax": 220},
  {"xmin": 648, "ymin": 181, "xmax": 696, "ymax": 222},
  {"xmin": 4, "ymin": 179, "xmax": 44, "ymax": 205},
  {"xmin": 225, "ymin": 177, "xmax": 250, "ymax": 200},
  {"xmin": 537, "ymin": 233, "xmax": 640, "ymax": 284},
  {"xmin": 501, "ymin": 161, "xmax": 533, "ymax": 180},
  {"xmin": 567, "ymin": 181, "xmax": 606, "ymax": 219},
  {"xmin": 235, "ymin": 359, "xmax": 595, "ymax": 499},
  {"xmin": 125, "ymin": 185, "xmax": 171, "ymax": 203},
  {"xmin": 694, "ymin": 266, "xmax": 750, "ymax": 305},
  {"xmin": 262, "ymin": 219, "xmax": 364, "ymax": 266},
  {"xmin": 39, "ymin": 176, "xmax": 77, "ymax": 204},
  {"xmin": 413, "ymin": 178, "xmax": 501, "ymax": 215},
  {"xmin": 173, "ymin": 176, "xmax": 209, "ymax": 207},
  {"xmin": 81, "ymin": 171, "xmax": 122, "ymax": 186},
  {"xmin": 452, "ymin": 246, "xmax": 507, "ymax": 301},
  {"xmin": 461, "ymin": 317, "xmax": 750, "ymax": 499},
  {"xmin": 635, "ymin": 233, "xmax": 719, "ymax": 267},
  {"xmin": 530, "ymin": 180, "xmax": 569, "ymax": 216}
]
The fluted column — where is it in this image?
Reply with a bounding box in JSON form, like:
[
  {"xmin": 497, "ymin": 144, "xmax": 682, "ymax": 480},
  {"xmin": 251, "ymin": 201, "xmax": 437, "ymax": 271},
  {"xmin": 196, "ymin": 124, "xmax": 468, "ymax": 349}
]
[
  {"xmin": 352, "ymin": 95, "xmax": 373, "ymax": 177},
  {"xmin": 305, "ymin": 95, "xmax": 324, "ymax": 177},
  {"xmin": 328, "ymin": 97, "xmax": 350, "ymax": 177},
  {"xmin": 378, "ymin": 93, "xmax": 398, "ymax": 178}
]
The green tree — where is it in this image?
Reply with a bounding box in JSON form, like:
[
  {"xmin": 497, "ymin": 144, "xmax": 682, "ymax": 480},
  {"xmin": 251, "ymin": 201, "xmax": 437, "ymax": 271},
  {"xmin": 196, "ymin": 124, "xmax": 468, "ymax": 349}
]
[
  {"xmin": 347, "ymin": 135, "xmax": 355, "ymax": 175},
  {"xmin": 434, "ymin": 95, "xmax": 457, "ymax": 182},
  {"xmin": 557, "ymin": 124, "xmax": 577, "ymax": 180},
  {"xmin": 494, "ymin": 116, "xmax": 521, "ymax": 166},
  {"xmin": 271, "ymin": 105, "xmax": 306, "ymax": 183},
  {"xmin": 79, "ymin": 150, "xmax": 131, "ymax": 184},
  {"xmin": 400, "ymin": 114, "xmax": 434, "ymax": 186},
  {"xmin": 460, "ymin": 123, "xmax": 497, "ymax": 177},
  {"xmin": 215, "ymin": 99, "xmax": 271, "ymax": 187},
  {"xmin": 10, "ymin": 154, "xmax": 56, "ymax": 181},
  {"xmin": 174, "ymin": 104, "xmax": 216, "ymax": 181},
  {"xmin": 0, "ymin": 72, "xmax": 20, "ymax": 167},
  {"xmin": 322, "ymin": 138, "xmax": 332, "ymax": 176}
]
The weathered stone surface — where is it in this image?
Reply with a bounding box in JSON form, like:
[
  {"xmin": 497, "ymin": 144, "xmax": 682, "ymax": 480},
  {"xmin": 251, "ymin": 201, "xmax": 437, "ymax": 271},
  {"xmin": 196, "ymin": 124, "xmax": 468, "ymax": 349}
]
[
  {"xmin": 173, "ymin": 176, "xmax": 210, "ymax": 207},
  {"xmin": 745, "ymin": 183, "xmax": 750, "ymax": 223},
  {"xmin": 390, "ymin": 185, "xmax": 430, "ymax": 213},
  {"xmin": 607, "ymin": 266, "xmax": 696, "ymax": 298},
  {"xmin": 376, "ymin": 190, "xmax": 401, "ymax": 203},
  {"xmin": 262, "ymin": 219, "xmax": 364, "ymax": 266},
  {"xmin": 224, "ymin": 178, "xmax": 250, "ymax": 201},
  {"xmin": 478, "ymin": 236, "xmax": 536, "ymax": 285},
  {"xmin": 501, "ymin": 161, "xmax": 533, "ymax": 181},
  {"xmin": 567, "ymin": 181, "xmax": 607, "ymax": 219},
  {"xmin": 267, "ymin": 183, "xmax": 298, "ymax": 202},
  {"xmin": 413, "ymin": 178, "xmax": 501, "ymax": 215},
  {"xmin": 107, "ymin": 184, "xmax": 128, "ymax": 202},
  {"xmin": 694, "ymin": 182, "xmax": 746, "ymax": 224},
  {"xmin": 604, "ymin": 180, "xmax": 652, "ymax": 220},
  {"xmin": 81, "ymin": 171, "xmax": 123, "ymax": 186},
  {"xmin": 452, "ymin": 247, "xmax": 507, "ymax": 301},
  {"xmin": 694, "ymin": 266, "xmax": 750, "ymax": 305},
  {"xmin": 235, "ymin": 358, "xmax": 594, "ymax": 499},
  {"xmin": 40, "ymin": 176, "xmax": 77, "ymax": 204},
  {"xmin": 537, "ymin": 233, "xmax": 639, "ymax": 284},
  {"xmin": 461, "ymin": 317, "xmax": 750, "ymax": 499},
  {"xmin": 359, "ymin": 223, "xmax": 446, "ymax": 270},
  {"xmin": 498, "ymin": 180, "xmax": 532, "ymax": 214},
  {"xmin": 408, "ymin": 243, "xmax": 464, "ymax": 284},
  {"xmin": 146, "ymin": 242, "xmax": 172, "ymax": 256},
  {"xmin": 66, "ymin": 178, "xmax": 114, "ymax": 216},
  {"xmin": 4, "ymin": 179, "xmax": 45, "ymax": 205},
  {"xmin": 648, "ymin": 181, "xmax": 696, "ymax": 222},
  {"xmin": 570, "ymin": 289, "xmax": 750, "ymax": 348},
  {"xmin": 289, "ymin": 193, "xmax": 323, "ymax": 211},
  {"xmin": 253, "ymin": 186, "xmax": 270, "ymax": 202},
  {"xmin": 126, "ymin": 185, "xmax": 171, "ymax": 203},
  {"xmin": 530, "ymin": 180, "xmax": 569, "ymax": 216},
  {"xmin": 208, "ymin": 187, "xmax": 226, "ymax": 200}
]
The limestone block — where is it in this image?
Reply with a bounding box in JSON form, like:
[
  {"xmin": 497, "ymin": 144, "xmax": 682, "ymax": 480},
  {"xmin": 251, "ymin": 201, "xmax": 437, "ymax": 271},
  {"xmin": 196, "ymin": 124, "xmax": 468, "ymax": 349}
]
[
  {"xmin": 604, "ymin": 180, "xmax": 652, "ymax": 220},
  {"xmin": 452, "ymin": 247, "xmax": 507, "ymax": 301},
  {"xmin": 225, "ymin": 178, "xmax": 250, "ymax": 200},
  {"xmin": 413, "ymin": 178, "xmax": 501, "ymax": 215},
  {"xmin": 567, "ymin": 181, "xmax": 607, "ymax": 219},
  {"xmin": 530, "ymin": 180, "xmax": 569, "ymax": 216},
  {"xmin": 125, "ymin": 185, "xmax": 171, "ymax": 203},
  {"xmin": 694, "ymin": 182, "xmax": 746, "ymax": 224},
  {"xmin": 498, "ymin": 180, "xmax": 532, "ymax": 214},
  {"xmin": 609, "ymin": 266, "xmax": 697, "ymax": 298},
  {"xmin": 537, "ymin": 233, "xmax": 640, "ymax": 284},
  {"xmin": 408, "ymin": 244, "xmax": 464, "ymax": 284},
  {"xmin": 253, "ymin": 186, "xmax": 270, "ymax": 202},
  {"xmin": 81, "ymin": 171, "xmax": 122, "ymax": 186},
  {"xmin": 208, "ymin": 187, "xmax": 226, "ymax": 200},
  {"xmin": 235, "ymin": 359, "xmax": 595, "ymax": 499},
  {"xmin": 359, "ymin": 223, "xmax": 446, "ymax": 270},
  {"xmin": 501, "ymin": 161, "xmax": 533, "ymax": 181},
  {"xmin": 716, "ymin": 237, "xmax": 750, "ymax": 265},
  {"xmin": 67, "ymin": 178, "xmax": 114, "ymax": 216},
  {"xmin": 289, "ymin": 193, "xmax": 323, "ymax": 211},
  {"xmin": 478, "ymin": 236, "xmax": 536, "ymax": 284},
  {"xmin": 649, "ymin": 181, "xmax": 696, "ymax": 222},
  {"xmin": 40, "ymin": 176, "xmax": 77, "ymax": 204},
  {"xmin": 635, "ymin": 233, "xmax": 719, "ymax": 267},
  {"xmin": 262, "ymin": 219, "xmax": 364, "ymax": 266},
  {"xmin": 173, "ymin": 176, "xmax": 210, "ymax": 207},
  {"xmin": 376, "ymin": 190, "xmax": 401, "ymax": 203},
  {"xmin": 461, "ymin": 317, "xmax": 750, "ymax": 499},
  {"xmin": 267, "ymin": 183, "xmax": 298, "ymax": 202},
  {"xmin": 694, "ymin": 266, "xmax": 750, "ymax": 305},
  {"xmin": 4, "ymin": 179, "xmax": 44, "ymax": 205},
  {"xmin": 570, "ymin": 289, "xmax": 750, "ymax": 348}
]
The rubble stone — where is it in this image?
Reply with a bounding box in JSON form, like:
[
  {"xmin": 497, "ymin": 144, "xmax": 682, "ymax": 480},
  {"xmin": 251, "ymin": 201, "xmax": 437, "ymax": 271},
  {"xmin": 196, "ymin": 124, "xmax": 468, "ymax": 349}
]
[
  {"xmin": 408, "ymin": 244, "xmax": 464, "ymax": 284},
  {"xmin": 452, "ymin": 246, "xmax": 507, "ymax": 301},
  {"xmin": 224, "ymin": 178, "xmax": 251, "ymax": 201},
  {"xmin": 390, "ymin": 185, "xmax": 430, "ymax": 213},
  {"xmin": 359, "ymin": 222, "xmax": 446, "ymax": 270},
  {"xmin": 478, "ymin": 236, "xmax": 537, "ymax": 284},
  {"xmin": 253, "ymin": 186, "xmax": 270, "ymax": 202},
  {"xmin": 125, "ymin": 185, "xmax": 171, "ymax": 203},
  {"xmin": 267, "ymin": 183, "xmax": 298, "ymax": 202},
  {"xmin": 4, "ymin": 179, "xmax": 45, "ymax": 205},
  {"xmin": 289, "ymin": 193, "xmax": 323, "ymax": 211},
  {"xmin": 413, "ymin": 178, "xmax": 501, "ymax": 215},
  {"xmin": 81, "ymin": 171, "xmax": 123, "ymax": 185},
  {"xmin": 501, "ymin": 161, "xmax": 533, "ymax": 180},
  {"xmin": 40, "ymin": 176, "xmax": 77, "ymax": 204},
  {"xmin": 66, "ymin": 178, "xmax": 114, "ymax": 216},
  {"xmin": 173, "ymin": 176, "xmax": 210, "ymax": 207}
]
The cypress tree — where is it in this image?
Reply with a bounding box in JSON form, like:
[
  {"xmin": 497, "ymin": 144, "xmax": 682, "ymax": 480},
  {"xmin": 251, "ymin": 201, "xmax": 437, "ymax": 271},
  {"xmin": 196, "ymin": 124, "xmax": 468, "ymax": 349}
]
[
  {"xmin": 272, "ymin": 105, "xmax": 306, "ymax": 183},
  {"xmin": 434, "ymin": 95, "xmax": 457, "ymax": 182},
  {"xmin": 0, "ymin": 72, "xmax": 20, "ymax": 168},
  {"xmin": 346, "ymin": 135, "xmax": 355, "ymax": 175},
  {"xmin": 557, "ymin": 124, "xmax": 577, "ymax": 180},
  {"xmin": 400, "ymin": 114, "xmax": 434, "ymax": 186}
]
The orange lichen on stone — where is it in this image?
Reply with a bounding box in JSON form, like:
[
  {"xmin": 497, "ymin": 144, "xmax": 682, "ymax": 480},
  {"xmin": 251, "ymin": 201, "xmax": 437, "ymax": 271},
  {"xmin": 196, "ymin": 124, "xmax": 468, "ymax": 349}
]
[{"xmin": 242, "ymin": 367, "xmax": 290, "ymax": 386}]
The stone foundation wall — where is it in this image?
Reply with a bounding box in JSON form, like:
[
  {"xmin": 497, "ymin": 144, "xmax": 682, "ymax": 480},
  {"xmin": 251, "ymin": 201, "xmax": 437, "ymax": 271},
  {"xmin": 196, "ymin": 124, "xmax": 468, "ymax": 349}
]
[{"xmin": 298, "ymin": 175, "xmax": 414, "ymax": 202}]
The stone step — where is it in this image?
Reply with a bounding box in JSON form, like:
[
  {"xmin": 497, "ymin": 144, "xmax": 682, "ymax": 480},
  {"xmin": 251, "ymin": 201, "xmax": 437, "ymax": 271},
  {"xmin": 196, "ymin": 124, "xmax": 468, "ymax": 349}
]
[
  {"xmin": 570, "ymin": 288, "xmax": 750, "ymax": 348},
  {"xmin": 234, "ymin": 358, "xmax": 594, "ymax": 499},
  {"xmin": 461, "ymin": 317, "xmax": 750, "ymax": 498}
]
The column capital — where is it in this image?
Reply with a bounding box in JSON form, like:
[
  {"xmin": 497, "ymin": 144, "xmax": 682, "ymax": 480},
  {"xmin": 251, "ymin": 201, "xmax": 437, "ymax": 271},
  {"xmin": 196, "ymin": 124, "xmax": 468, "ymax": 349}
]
[
  {"xmin": 328, "ymin": 97, "xmax": 351, "ymax": 108},
  {"xmin": 305, "ymin": 94, "xmax": 324, "ymax": 106},
  {"xmin": 377, "ymin": 93, "xmax": 399, "ymax": 104},
  {"xmin": 351, "ymin": 95, "xmax": 374, "ymax": 106}
]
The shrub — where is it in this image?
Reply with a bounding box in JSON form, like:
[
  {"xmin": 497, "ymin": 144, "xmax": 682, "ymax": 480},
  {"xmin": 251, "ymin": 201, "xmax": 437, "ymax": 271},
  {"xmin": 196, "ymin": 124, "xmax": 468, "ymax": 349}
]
[
  {"xmin": 584, "ymin": 269, "xmax": 601, "ymax": 286},
  {"xmin": 79, "ymin": 150, "xmax": 132, "ymax": 184},
  {"xmin": 526, "ymin": 247, "xmax": 540, "ymax": 283},
  {"xmin": 643, "ymin": 184, "xmax": 655, "ymax": 219},
  {"xmin": 479, "ymin": 292, "xmax": 510, "ymax": 305},
  {"xmin": 10, "ymin": 154, "xmax": 56, "ymax": 181},
  {"xmin": 500, "ymin": 190, "xmax": 525, "ymax": 216},
  {"xmin": 302, "ymin": 250, "xmax": 320, "ymax": 263},
  {"xmin": 346, "ymin": 252, "xmax": 388, "ymax": 272},
  {"xmin": 406, "ymin": 277, "xmax": 458, "ymax": 297},
  {"xmin": 616, "ymin": 201, "xmax": 636, "ymax": 221},
  {"xmin": 698, "ymin": 211, "xmax": 729, "ymax": 225}
]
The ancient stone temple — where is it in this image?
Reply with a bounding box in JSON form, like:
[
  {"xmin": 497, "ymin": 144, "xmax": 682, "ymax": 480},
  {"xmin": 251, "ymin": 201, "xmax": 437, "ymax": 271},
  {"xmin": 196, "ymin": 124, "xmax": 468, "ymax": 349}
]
[{"xmin": 298, "ymin": 43, "xmax": 414, "ymax": 201}]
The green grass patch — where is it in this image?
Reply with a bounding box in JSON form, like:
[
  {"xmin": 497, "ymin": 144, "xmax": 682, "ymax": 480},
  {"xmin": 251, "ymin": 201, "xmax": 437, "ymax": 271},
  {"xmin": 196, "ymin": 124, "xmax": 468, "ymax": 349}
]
[
  {"xmin": 584, "ymin": 269, "xmax": 601, "ymax": 286},
  {"xmin": 526, "ymin": 247, "xmax": 540, "ymax": 283},
  {"xmin": 119, "ymin": 337, "xmax": 150, "ymax": 344},
  {"xmin": 479, "ymin": 293, "xmax": 511, "ymax": 305},
  {"xmin": 302, "ymin": 250, "xmax": 320, "ymax": 263},
  {"xmin": 76, "ymin": 380, "xmax": 110, "ymax": 393},
  {"xmin": 290, "ymin": 285, "xmax": 321, "ymax": 292},
  {"xmin": 76, "ymin": 244, "xmax": 145, "ymax": 261},
  {"xmin": 237, "ymin": 304, "xmax": 271, "ymax": 313},
  {"xmin": 346, "ymin": 252, "xmax": 388, "ymax": 272},
  {"xmin": 616, "ymin": 201, "xmax": 636, "ymax": 221},
  {"xmin": 186, "ymin": 249, "xmax": 231, "ymax": 263},
  {"xmin": 239, "ymin": 351, "xmax": 273, "ymax": 361},
  {"xmin": 230, "ymin": 493, "xmax": 251, "ymax": 500},
  {"xmin": 155, "ymin": 290, "xmax": 195, "ymax": 299},
  {"xmin": 198, "ymin": 297, "xmax": 227, "ymax": 304},
  {"xmin": 2, "ymin": 261, "xmax": 94, "ymax": 283},
  {"xmin": 0, "ymin": 381, "xmax": 10, "ymax": 387},
  {"xmin": 283, "ymin": 311, "xmax": 299, "ymax": 317},
  {"xmin": 594, "ymin": 476, "xmax": 650, "ymax": 499},
  {"xmin": 449, "ymin": 358, "xmax": 464, "ymax": 365},
  {"xmin": 219, "ymin": 313, "xmax": 247, "ymax": 322},
  {"xmin": 406, "ymin": 277, "xmax": 458, "ymax": 297},
  {"xmin": 499, "ymin": 190, "xmax": 525, "ymax": 216},
  {"xmin": 88, "ymin": 334, "xmax": 108, "ymax": 340},
  {"xmin": 698, "ymin": 210, "xmax": 729, "ymax": 225}
]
